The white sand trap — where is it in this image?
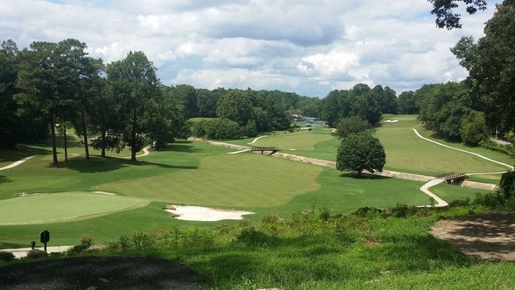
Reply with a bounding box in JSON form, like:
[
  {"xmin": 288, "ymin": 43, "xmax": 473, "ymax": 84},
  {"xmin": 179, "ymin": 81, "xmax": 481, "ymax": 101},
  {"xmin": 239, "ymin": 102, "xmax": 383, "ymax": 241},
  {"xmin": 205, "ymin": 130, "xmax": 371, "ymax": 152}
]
[
  {"xmin": 384, "ymin": 119, "xmax": 399, "ymax": 123},
  {"xmin": 165, "ymin": 205, "xmax": 254, "ymax": 221}
]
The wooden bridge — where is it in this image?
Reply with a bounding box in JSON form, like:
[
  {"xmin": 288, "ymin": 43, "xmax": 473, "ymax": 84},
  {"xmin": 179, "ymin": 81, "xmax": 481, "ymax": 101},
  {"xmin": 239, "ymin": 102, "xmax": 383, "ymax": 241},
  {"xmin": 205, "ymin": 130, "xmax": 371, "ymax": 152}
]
[
  {"xmin": 251, "ymin": 146, "xmax": 279, "ymax": 154},
  {"xmin": 435, "ymin": 172, "xmax": 467, "ymax": 184}
]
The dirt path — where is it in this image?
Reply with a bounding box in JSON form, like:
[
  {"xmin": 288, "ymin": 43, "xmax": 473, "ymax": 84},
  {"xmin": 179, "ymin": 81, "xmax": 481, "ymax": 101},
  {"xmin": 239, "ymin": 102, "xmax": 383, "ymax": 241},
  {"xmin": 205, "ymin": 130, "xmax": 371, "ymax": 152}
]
[{"xmin": 0, "ymin": 155, "xmax": 38, "ymax": 171}]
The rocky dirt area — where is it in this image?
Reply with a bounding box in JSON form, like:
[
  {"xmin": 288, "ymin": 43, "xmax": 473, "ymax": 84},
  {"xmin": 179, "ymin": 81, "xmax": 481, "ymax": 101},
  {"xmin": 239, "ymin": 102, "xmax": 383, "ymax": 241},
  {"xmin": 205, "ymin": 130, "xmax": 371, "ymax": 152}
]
[{"xmin": 431, "ymin": 212, "xmax": 515, "ymax": 261}]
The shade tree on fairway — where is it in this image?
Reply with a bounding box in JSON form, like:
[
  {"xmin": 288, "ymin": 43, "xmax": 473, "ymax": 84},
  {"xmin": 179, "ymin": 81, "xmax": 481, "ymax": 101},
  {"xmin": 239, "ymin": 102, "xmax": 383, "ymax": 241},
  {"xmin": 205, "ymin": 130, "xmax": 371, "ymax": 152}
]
[{"xmin": 336, "ymin": 132, "xmax": 386, "ymax": 177}]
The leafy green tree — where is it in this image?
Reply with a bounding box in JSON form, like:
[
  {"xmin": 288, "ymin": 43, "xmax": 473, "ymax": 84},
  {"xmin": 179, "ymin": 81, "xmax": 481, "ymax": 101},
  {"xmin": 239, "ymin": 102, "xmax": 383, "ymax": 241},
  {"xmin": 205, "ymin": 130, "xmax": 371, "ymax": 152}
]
[
  {"xmin": 333, "ymin": 116, "xmax": 375, "ymax": 139},
  {"xmin": 320, "ymin": 90, "xmax": 345, "ymax": 127},
  {"xmin": 216, "ymin": 90, "xmax": 254, "ymax": 126},
  {"xmin": 460, "ymin": 110, "xmax": 489, "ymax": 146},
  {"xmin": 418, "ymin": 82, "xmax": 471, "ymax": 141},
  {"xmin": 244, "ymin": 119, "xmax": 258, "ymax": 137},
  {"xmin": 106, "ymin": 51, "xmax": 161, "ymax": 161},
  {"xmin": 172, "ymin": 84, "xmax": 198, "ymax": 119},
  {"xmin": 371, "ymin": 85, "xmax": 398, "ymax": 114},
  {"xmin": 146, "ymin": 91, "xmax": 189, "ymax": 150},
  {"xmin": 0, "ymin": 40, "xmax": 21, "ymax": 148},
  {"xmin": 336, "ymin": 133, "xmax": 386, "ymax": 177},
  {"xmin": 196, "ymin": 88, "xmax": 219, "ymax": 117},
  {"xmin": 451, "ymin": 0, "xmax": 515, "ymax": 131},
  {"xmin": 397, "ymin": 91, "xmax": 418, "ymax": 114},
  {"xmin": 15, "ymin": 40, "xmax": 79, "ymax": 165},
  {"xmin": 351, "ymin": 84, "xmax": 382, "ymax": 125},
  {"xmin": 429, "ymin": 0, "xmax": 488, "ymax": 29}
]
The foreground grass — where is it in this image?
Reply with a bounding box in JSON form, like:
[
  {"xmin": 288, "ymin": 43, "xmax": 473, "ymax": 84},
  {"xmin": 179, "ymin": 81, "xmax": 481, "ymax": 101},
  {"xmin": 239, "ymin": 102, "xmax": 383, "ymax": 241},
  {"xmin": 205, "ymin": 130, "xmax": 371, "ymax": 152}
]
[{"xmin": 6, "ymin": 205, "xmax": 512, "ymax": 289}]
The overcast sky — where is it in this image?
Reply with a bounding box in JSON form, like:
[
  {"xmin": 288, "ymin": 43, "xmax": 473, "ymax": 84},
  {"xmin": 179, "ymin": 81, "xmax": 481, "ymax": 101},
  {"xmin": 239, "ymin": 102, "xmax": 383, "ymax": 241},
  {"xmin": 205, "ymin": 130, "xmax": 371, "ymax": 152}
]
[{"xmin": 0, "ymin": 0, "xmax": 502, "ymax": 97}]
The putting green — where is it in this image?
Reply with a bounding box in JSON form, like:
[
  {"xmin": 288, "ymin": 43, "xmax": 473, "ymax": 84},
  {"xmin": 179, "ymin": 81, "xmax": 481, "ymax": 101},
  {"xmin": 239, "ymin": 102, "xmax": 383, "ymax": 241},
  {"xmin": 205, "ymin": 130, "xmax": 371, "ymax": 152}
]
[{"xmin": 0, "ymin": 192, "xmax": 148, "ymax": 225}]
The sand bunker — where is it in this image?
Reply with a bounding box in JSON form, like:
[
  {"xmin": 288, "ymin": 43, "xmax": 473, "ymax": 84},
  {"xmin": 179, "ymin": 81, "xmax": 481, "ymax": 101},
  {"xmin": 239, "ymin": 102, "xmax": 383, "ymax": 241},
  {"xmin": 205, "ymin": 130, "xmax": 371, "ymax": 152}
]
[
  {"xmin": 384, "ymin": 119, "xmax": 399, "ymax": 123},
  {"xmin": 164, "ymin": 205, "xmax": 254, "ymax": 221}
]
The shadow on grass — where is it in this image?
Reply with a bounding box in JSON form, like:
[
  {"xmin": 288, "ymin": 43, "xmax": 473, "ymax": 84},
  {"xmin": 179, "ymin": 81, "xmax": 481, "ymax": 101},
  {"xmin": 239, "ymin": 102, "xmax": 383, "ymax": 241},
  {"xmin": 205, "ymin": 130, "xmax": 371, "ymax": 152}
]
[
  {"xmin": 156, "ymin": 141, "xmax": 201, "ymax": 153},
  {"xmin": 0, "ymin": 175, "xmax": 11, "ymax": 184},
  {"xmin": 0, "ymin": 242, "xmax": 30, "ymax": 249},
  {"xmin": 55, "ymin": 156, "xmax": 198, "ymax": 173},
  {"xmin": 362, "ymin": 233, "xmax": 473, "ymax": 270},
  {"xmin": 340, "ymin": 173, "xmax": 391, "ymax": 180},
  {"xmin": 434, "ymin": 213, "xmax": 515, "ymax": 261}
]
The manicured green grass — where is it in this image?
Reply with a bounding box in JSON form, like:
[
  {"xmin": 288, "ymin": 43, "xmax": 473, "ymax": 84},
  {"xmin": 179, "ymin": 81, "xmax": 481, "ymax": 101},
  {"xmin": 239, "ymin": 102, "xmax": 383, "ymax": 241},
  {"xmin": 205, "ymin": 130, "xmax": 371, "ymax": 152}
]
[
  {"xmin": 94, "ymin": 153, "xmax": 324, "ymax": 208},
  {"xmin": 376, "ymin": 117, "xmax": 508, "ymax": 176},
  {"xmin": 0, "ymin": 192, "xmax": 146, "ymax": 225},
  {"xmin": 253, "ymin": 128, "xmax": 334, "ymax": 151},
  {"xmin": 429, "ymin": 183, "xmax": 491, "ymax": 203}
]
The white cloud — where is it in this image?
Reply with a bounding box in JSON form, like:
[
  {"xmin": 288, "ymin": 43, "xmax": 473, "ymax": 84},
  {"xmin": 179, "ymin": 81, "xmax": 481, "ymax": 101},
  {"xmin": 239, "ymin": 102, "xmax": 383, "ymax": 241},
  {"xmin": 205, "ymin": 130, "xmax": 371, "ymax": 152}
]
[{"xmin": 0, "ymin": 0, "xmax": 504, "ymax": 97}]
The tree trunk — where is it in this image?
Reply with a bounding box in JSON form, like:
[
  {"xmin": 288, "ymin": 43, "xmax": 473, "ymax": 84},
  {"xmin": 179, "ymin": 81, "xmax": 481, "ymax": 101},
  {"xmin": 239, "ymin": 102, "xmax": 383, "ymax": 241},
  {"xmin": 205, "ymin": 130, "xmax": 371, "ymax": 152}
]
[
  {"xmin": 357, "ymin": 170, "xmax": 362, "ymax": 177},
  {"xmin": 81, "ymin": 110, "xmax": 89, "ymax": 160},
  {"xmin": 131, "ymin": 128, "xmax": 137, "ymax": 162},
  {"xmin": 101, "ymin": 127, "xmax": 106, "ymax": 158},
  {"xmin": 63, "ymin": 124, "xmax": 68, "ymax": 162},
  {"xmin": 49, "ymin": 113, "xmax": 58, "ymax": 166}
]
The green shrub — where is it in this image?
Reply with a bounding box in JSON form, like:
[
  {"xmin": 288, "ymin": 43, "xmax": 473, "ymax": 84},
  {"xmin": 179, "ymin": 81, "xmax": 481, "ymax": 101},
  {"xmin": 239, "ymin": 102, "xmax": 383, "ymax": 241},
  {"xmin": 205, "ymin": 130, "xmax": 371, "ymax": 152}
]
[
  {"xmin": 449, "ymin": 198, "xmax": 471, "ymax": 207},
  {"xmin": 130, "ymin": 231, "xmax": 155, "ymax": 249},
  {"xmin": 80, "ymin": 234, "xmax": 94, "ymax": 248},
  {"xmin": 67, "ymin": 244, "xmax": 89, "ymax": 256},
  {"xmin": 260, "ymin": 214, "xmax": 281, "ymax": 224},
  {"xmin": 318, "ymin": 207, "xmax": 330, "ymax": 221},
  {"xmin": 26, "ymin": 249, "xmax": 48, "ymax": 260},
  {"xmin": 236, "ymin": 227, "xmax": 274, "ymax": 247},
  {"xmin": 238, "ymin": 218, "xmax": 251, "ymax": 227},
  {"xmin": 0, "ymin": 252, "xmax": 15, "ymax": 262}
]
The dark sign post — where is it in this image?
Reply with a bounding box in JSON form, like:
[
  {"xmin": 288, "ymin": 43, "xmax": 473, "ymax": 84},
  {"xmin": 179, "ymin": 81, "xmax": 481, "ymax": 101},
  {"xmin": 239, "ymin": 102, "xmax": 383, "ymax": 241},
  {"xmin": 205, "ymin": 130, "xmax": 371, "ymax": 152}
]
[{"xmin": 40, "ymin": 230, "xmax": 50, "ymax": 252}]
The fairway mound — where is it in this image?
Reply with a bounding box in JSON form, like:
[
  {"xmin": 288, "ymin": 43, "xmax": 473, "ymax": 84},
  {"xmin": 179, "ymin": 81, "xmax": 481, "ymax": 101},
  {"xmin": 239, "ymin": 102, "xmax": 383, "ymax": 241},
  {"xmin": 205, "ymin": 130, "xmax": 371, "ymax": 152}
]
[
  {"xmin": 431, "ymin": 212, "xmax": 515, "ymax": 261},
  {"xmin": 164, "ymin": 205, "xmax": 254, "ymax": 221},
  {"xmin": 0, "ymin": 256, "xmax": 205, "ymax": 290}
]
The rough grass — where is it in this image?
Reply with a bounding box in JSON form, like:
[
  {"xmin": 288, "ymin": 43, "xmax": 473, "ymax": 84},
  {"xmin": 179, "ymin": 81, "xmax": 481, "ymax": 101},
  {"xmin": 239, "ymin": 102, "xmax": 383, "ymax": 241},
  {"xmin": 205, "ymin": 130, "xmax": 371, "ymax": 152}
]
[
  {"xmin": 0, "ymin": 192, "xmax": 146, "ymax": 225},
  {"xmin": 72, "ymin": 206, "xmax": 515, "ymax": 289}
]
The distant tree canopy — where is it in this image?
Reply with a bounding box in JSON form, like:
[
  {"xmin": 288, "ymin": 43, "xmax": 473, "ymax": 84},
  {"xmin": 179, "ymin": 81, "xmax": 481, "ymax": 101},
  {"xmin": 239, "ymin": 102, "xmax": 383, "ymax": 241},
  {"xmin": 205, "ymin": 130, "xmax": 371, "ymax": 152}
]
[
  {"xmin": 428, "ymin": 0, "xmax": 488, "ymax": 29},
  {"xmin": 319, "ymin": 84, "xmax": 396, "ymax": 127},
  {"xmin": 333, "ymin": 116, "xmax": 375, "ymax": 139}
]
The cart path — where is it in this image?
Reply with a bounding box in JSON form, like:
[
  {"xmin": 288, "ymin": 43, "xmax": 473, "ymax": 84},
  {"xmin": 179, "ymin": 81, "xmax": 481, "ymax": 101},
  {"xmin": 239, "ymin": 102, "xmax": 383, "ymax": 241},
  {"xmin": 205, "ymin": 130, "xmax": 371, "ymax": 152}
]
[
  {"xmin": 412, "ymin": 129, "xmax": 513, "ymax": 170},
  {"xmin": 122, "ymin": 146, "xmax": 151, "ymax": 159},
  {"xmin": 419, "ymin": 179, "xmax": 447, "ymax": 207},
  {"xmin": 0, "ymin": 155, "xmax": 38, "ymax": 171}
]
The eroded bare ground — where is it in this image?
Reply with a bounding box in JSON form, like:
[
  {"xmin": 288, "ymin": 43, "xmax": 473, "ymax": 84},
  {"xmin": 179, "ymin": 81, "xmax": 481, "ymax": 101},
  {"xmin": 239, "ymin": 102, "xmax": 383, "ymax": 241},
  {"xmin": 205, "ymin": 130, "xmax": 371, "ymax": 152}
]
[{"xmin": 431, "ymin": 212, "xmax": 515, "ymax": 261}]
